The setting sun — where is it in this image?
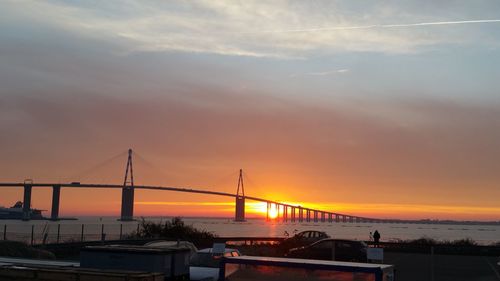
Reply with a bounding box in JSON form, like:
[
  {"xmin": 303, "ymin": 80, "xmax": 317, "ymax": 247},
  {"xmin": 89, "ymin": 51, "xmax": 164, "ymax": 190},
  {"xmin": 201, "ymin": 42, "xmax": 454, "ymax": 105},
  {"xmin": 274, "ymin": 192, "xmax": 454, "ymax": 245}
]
[
  {"xmin": 268, "ymin": 206, "xmax": 278, "ymax": 219},
  {"xmin": 247, "ymin": 202, "xmax": 280, "ymax": 219}
]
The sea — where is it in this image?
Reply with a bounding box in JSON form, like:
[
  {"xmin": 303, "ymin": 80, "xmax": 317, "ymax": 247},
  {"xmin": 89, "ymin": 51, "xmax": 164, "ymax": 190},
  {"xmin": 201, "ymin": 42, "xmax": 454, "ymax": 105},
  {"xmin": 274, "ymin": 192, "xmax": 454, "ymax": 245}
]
[{"xmin": 1, "ymin": 217, "xmax": 499, "ymax": 245}]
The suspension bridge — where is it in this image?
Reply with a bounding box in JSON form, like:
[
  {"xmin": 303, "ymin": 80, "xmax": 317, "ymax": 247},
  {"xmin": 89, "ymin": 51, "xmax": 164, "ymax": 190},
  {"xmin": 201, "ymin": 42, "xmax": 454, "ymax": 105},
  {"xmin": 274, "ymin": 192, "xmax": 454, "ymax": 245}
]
[{"xmin": 0, "ymin": 149, "xmax": 396, "ymax": 224}]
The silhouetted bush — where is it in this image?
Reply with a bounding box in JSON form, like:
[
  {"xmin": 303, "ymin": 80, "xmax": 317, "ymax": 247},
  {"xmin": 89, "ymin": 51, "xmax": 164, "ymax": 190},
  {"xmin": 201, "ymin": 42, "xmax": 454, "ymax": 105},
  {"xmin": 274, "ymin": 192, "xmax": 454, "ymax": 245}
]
[
  {"xmin": 444, "ymin": 238, "xmax": 477, "ymax": 246},
  {"xmin": 0, "ymin": 241, "xmax": 55, "ymax": 259},
  {"xmin": 405, "ymin": 237, "xmax": 438, "ymax": 245},
  {"xmin": 132, "ymin": 217, "xmax": 216, "ymax": 242}
]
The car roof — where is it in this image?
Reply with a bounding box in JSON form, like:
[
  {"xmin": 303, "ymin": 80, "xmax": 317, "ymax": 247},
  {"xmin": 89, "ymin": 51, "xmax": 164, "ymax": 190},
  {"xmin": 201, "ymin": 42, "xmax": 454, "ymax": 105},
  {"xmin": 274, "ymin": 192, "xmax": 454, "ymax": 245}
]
[
  {"xmin": 312, "ymin": 238, "xmax": 365, "ymax": 244},
  {"xmin": 299, "ymin": 230, "xmax": 326, "ymax": 234},
  {"xmin": 198, "ymin": 248, "xmax": 238, "ymax": 253}
]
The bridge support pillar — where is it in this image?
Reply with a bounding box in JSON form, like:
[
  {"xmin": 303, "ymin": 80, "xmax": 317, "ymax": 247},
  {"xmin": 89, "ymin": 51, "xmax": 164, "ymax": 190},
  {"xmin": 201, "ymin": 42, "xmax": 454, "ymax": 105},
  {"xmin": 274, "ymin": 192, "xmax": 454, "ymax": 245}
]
[
  {"xmin": 235, "ymin": 196, "xmax": 245, "ymax": 222},
  {"xmin": 283, "ymin": 206, "xmax": 288, "ymax": 223},
  {"xmin": 321, "ymin": 212, "xmax": 325, "ymax": 222},
  {"xmin": 120, "ymin": 186, "xmax": 134, "ymax": 221},
  {"xmin": 23, "ymin": 184, "xmax": 32, "ymax": 221},
  {"xmin": 51, "ymin": 185, "xmax": 61, "ymax": 221},
  {"xmin": 306, "ymin": 209, "xmax": 311, "ymax": 222},
  {"xmin": 276, "ymin": 204, "xmax": 280, "ymax": 221},
  {"xmin": 266, "ymin": 203, "xmax": 270, "ymax": 221},
  {"xmin": 291, "ymin": 207, "xmax": 296, "ymax": 222},
  {"xmin": 313, "ymin": 211, "xmax": 318, "ymax": 222},
  {"xmin": 328, "ymin": 213, "xmax": 333, "ymax": 223},
  {"xmin": 299, "ymin": 208, "xmax": 303, "ymax": 222}
]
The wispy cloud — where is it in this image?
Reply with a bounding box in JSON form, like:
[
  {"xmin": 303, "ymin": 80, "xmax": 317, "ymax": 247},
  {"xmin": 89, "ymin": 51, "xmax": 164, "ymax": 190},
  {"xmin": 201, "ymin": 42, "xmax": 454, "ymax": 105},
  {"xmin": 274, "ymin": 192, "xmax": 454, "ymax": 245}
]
[
  {"xmin": 247, "ymin": 19, "xmax": 500, "ymax": 34},
  {"xmin": 290, "ymin": 69, "xmax": 349, "ymax": 77}
]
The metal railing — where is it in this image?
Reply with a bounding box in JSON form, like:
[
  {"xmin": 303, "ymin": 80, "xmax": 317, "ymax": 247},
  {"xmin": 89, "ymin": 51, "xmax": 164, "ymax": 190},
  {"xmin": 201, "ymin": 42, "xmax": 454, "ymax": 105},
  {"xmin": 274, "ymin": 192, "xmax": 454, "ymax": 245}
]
[{"xmin": 1, "ymin": 223, "xmax": 141, "ymax": 245}]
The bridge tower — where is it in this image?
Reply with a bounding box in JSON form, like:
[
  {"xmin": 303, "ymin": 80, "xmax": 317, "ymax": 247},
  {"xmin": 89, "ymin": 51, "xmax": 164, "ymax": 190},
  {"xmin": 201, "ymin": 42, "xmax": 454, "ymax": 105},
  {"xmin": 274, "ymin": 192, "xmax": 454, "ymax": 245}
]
[
  {"xmin": 22, "ymin": 180, "xmax": 33, "ymax": 221},
  {"xmin": 235, "ymin": 169, "xmax": 245, "ymax": 222},
  {"xmin": 120, "ymin": 149, "xmax": 134, "ymax": 221}
]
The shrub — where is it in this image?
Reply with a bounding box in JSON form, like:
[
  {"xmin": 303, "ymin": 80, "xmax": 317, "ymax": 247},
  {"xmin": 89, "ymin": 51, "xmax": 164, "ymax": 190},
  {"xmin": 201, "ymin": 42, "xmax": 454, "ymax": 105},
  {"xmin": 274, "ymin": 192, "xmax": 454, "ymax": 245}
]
[
  {"xmin": 0, "ymin": 241, "xmax": 55, "ymax": 259},
  {"xmin": 133, "ymin": 217, "xmax": 216, "ymax": 241},
  {"xmin": 445, "ymin": 238, "xmax": 477, "ymax": 246}
]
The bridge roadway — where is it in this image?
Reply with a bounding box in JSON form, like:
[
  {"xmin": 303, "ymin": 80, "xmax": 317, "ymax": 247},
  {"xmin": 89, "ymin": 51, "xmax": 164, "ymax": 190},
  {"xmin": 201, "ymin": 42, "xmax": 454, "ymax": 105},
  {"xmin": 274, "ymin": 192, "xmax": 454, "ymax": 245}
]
[{"xmin": 0, "ymin": 182, "xmax": 384, "ymax": 223}]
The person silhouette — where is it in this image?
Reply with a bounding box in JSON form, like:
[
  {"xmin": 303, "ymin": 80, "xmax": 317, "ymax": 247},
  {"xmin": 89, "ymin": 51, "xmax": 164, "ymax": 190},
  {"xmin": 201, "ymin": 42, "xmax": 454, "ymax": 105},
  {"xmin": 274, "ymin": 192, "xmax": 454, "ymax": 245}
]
[{"xmin": 373, "ymin": 230, "xmax": 381, "ymax": 247}]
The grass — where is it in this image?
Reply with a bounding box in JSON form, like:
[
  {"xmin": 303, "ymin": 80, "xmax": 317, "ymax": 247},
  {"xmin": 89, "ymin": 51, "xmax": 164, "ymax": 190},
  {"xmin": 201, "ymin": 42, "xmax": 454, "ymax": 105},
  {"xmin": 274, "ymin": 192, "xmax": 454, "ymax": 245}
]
[{"xmin": 0, "ymin": 240, "xmax": 55, "ymax": 259}]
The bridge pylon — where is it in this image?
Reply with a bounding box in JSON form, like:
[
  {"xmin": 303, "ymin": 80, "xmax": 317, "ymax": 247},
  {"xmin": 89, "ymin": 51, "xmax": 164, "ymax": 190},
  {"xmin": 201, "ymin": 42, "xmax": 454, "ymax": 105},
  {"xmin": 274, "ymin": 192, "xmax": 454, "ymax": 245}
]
[
  {"xmin": 120, "ymin": 149, "xmax": 134, "ymax": 221},
  {"xmin": 235, "ymin": 169, "xmax": 245, "ymax": 222}
]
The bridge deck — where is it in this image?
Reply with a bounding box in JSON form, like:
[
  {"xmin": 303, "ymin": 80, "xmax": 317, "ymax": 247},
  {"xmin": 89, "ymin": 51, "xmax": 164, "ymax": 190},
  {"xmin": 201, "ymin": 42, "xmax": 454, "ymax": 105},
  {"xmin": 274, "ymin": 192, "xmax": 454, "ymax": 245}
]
[{"xmin": 0, "ymin": 182, "xmax": 382, "ymax": 221}]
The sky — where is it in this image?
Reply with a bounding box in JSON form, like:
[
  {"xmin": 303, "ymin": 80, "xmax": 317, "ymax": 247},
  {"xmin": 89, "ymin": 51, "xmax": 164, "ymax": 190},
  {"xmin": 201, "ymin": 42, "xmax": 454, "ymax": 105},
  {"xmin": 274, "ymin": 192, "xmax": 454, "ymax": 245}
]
[{"xmin": 1, "ymin": 1, "xmax": 500, "ymax": 220}]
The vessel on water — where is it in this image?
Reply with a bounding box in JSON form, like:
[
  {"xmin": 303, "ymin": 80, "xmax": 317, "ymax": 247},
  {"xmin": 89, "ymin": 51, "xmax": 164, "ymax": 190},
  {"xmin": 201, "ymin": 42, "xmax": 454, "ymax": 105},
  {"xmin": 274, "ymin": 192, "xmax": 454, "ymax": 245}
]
[{"xmin": 0, "ymin": 201, "xmax": 44, "ymax": 220}]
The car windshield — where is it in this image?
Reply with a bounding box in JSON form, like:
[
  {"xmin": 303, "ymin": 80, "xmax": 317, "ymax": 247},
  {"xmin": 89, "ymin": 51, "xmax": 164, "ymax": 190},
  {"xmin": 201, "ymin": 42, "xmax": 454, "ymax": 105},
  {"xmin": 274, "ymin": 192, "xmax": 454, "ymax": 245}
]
[{"xmin": 190, "ymin": 253, "xmax": 221, "ymax": 268}]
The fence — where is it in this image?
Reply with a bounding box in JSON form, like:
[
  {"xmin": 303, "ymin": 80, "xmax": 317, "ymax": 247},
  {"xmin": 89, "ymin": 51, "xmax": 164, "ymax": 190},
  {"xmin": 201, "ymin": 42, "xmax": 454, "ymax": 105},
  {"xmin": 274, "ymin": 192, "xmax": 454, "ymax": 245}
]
[{"xmin": 1, "ymin": 223, "xmax": 141, "ymax": 245}]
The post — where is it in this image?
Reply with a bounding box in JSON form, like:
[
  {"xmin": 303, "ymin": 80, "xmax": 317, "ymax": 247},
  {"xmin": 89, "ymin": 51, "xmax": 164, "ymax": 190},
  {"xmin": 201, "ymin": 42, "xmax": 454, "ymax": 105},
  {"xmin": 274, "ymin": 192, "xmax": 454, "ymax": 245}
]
[
  {"xmin": 23, "ymin": 184, "xmax": 32, "ymax": 221},
  {"xmin": 430, "ymin": 246, "xmax": 435, "ymax": 281},
  {"xmin": 51, "ymin": 185, "xmax": 61, "ymax": 221},
  {"xmin": 119, "ymin": 224, "xmax": 123, "ymax": 240},
  {"xmin": 101, "ymin": 224, "xmax": 105, "ymax": 241},
  {"xmin": 313, "ymin": 211, "xmax": 318, "ymax": 222},
  {"xmin": 291, "ymin": 207, "xmax": 296, "ymax": 222},
  {"xmin": 56, "ymin": 224, "xmax": 60, "ymax": 243},
  {"xmin": 306, "ymin": 209, "xmax": 311, "ymax": 222},
  {"xmin": 328, "ymin": 213, "xmax": 333, "ymax": 223},
  {"xmin": 80, "ymin": 224, "xmax": 84, "ymax": 242},
  {"xmin": 299, "ymin": 208, "xmax": 303, "ymax": 222},
  {"xmin": 30, "ymin": 225, "xmax": 34, "ymax": 246},
  {"xmin": 283, "ymin": 206, "xmax": 288, "ymax": 223},
  {"xmin": 3, "ymin": 225, "xmax": 6, "ymax": 240}
]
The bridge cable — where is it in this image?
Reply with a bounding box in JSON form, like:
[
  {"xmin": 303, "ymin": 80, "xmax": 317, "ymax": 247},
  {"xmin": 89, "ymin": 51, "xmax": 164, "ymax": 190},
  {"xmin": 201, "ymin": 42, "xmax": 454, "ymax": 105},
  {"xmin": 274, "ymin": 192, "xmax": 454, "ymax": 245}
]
[{"xmin": 63, "ymin": 150, "xmax": 128, "ymax": 183}]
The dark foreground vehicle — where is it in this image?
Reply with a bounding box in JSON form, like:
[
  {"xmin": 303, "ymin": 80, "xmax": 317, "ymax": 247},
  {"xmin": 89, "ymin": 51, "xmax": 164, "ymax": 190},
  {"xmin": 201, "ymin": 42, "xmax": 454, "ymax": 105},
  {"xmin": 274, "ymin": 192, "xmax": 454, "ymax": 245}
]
[
  {"xmin": 286, "ymin": 238, "xmax": 368, "ymax": 262},
  {"xmin": 280, "ymin": 230, "xmax": 330, "ymax": 251},
  {"xmin": 189, "ymin": 248, "xmax": 241, "ymax": 281}
]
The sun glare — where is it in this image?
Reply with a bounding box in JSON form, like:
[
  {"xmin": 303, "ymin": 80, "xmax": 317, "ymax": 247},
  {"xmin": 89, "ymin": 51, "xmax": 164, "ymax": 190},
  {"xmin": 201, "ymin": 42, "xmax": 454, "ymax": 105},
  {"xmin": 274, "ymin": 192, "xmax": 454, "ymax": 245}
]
[
  {"xmin": 268, "ymin": 206, "xmax": 278, "ymax": 219},
  {"xmin": 248, "ymin": 202, "xmax": 280, "ymax": 219}
]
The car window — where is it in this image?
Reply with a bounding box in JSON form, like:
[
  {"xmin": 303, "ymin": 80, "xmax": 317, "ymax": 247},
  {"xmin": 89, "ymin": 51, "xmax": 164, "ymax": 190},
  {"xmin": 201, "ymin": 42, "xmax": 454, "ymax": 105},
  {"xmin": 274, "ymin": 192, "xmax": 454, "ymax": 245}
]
[
  {"xmin": 190, "ymin": 253, "xmax": 220, "ymax": 268},
  {"xmin": 336, "ymin": 242, "xmax": 353, "ymax": 249},
  {"xmin": 231, "ymin": 251, "xmax": 240, "ymax": 257},
  {"xmin": 312, "ymin": 241, "xmax": 333, "ymax": 249},
  {"xmin": 224, "ymin": 252, "xmax": 232, "ymax": 257}
]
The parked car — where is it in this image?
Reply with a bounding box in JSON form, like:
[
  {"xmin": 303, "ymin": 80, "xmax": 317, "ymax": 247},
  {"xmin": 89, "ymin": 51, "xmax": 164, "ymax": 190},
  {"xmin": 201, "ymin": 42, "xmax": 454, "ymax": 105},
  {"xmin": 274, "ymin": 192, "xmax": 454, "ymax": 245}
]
[
  {"xmin": 286, "ymin": 238, "xmax": 368, "ymax": 262},
  {"xmin": 189, "ymin": 248, "xmax": 241, "ymax": 281},
  {"xmin": 144, "ymin": 240, "xmax": 198, "ymax": 256},
  {"xmin": 280, "ymin": 230, "xmax": 330, "ymax": 251}
]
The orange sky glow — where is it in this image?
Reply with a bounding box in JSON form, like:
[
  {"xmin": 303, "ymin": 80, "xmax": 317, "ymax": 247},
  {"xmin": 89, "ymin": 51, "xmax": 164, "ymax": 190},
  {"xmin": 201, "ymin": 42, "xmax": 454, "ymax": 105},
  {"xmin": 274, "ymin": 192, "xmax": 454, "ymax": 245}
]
[{"xmin": 2, "ymin": 1, "xmax": 500, "ymax": 222}]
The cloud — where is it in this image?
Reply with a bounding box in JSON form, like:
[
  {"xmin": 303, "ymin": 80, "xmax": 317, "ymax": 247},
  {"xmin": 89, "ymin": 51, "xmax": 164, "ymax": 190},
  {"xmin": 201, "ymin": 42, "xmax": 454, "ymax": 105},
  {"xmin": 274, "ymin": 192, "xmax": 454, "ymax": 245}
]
[
  {"xmin": 248, "ymin": 19, "xmax": 500, "ymax": 33},
  {"xmin": 2, "ymin": 1, "xmax": 500, "ymax": 58},
  {"xmin": 290, "ymin": 69, "xmax": 349, "ymax": 77}
]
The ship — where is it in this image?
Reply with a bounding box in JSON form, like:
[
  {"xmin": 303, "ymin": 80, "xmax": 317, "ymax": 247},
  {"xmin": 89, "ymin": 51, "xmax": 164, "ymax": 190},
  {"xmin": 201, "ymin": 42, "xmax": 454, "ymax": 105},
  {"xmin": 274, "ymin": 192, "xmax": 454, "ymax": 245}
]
[{"xmin": 0, "ymin": 201, "xmax": 44, "ymax": 220}]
